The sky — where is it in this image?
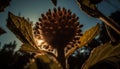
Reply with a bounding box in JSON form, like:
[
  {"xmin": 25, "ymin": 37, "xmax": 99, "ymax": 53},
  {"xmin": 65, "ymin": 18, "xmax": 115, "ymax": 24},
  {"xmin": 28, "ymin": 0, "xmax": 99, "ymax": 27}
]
[{"xmin": 0, "ymin": 0, "xmax": 120, "ymax": 50}]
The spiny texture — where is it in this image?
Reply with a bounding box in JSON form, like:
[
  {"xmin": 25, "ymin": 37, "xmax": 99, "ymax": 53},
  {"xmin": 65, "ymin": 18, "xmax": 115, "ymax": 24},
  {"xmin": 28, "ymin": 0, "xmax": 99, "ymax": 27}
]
[{"xmin": 34, "ymin": 7, "xmax": 83, "ymax": 49}]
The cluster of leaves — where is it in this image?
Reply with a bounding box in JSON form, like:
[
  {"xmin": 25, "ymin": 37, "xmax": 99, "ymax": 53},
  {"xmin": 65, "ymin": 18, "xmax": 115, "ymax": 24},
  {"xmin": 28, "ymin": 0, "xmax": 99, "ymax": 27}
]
[
  {"xmin": 68, "ymin": 10, "xmax": 120, "ymax": 69},
  {"xmin": 0, "ymin": 41, "xmax": 35, "ymax": 69},
  {"xmin": 6, "ymin": 11, "xmax": 107, "ymax": 69},
  {"xmin": 0, "ymin": 0, "xmax": 120, "ymax": 69},
  {"xmin": 0, "ymin": 41, "xmax": 63, "ymax": 69},
  {"xmin": 3, "ymin": 10, "xmax": 120, "ymax": 69}
]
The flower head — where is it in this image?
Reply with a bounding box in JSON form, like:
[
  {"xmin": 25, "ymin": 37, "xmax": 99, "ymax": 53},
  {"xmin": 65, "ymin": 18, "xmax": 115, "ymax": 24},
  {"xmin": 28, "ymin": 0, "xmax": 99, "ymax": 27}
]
[{"xmin": 34, "ymin": 7, "xmax": 83, "ymax": 50}]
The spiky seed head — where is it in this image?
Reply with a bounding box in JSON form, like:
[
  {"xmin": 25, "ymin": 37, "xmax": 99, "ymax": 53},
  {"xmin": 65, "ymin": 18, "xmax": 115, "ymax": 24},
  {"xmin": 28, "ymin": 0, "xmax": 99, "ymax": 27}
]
[{"xmin": 34, "ymin": 7, "xmax": 83, "ymax": 49}]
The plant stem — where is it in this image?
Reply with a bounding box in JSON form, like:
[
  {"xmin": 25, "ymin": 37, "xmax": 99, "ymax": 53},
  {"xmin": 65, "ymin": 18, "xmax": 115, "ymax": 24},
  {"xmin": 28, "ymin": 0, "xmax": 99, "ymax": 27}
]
[
  {"xmin": 98, "ymin": 11, "xmax": 120, "ymax": 35},
  {"xmin": 57, "ymin": 46, "xmax": 67, "ymax": 69}
]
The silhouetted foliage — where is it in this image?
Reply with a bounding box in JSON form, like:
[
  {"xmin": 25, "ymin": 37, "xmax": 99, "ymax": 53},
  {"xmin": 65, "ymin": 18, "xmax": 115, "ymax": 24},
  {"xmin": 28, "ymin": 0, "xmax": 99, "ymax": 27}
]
[
  {"xmin": 89, "ymin": 61, "xmax": 117, "ymax": 69},
  {"xmin": 0, "ymin": 41, "xmax": 35, "ymax": 69},
  {"xmin": 0, "ymin": 27, "xmax": 6, "ymax": 35},
  {"xmin": 0, "ymin": 0, "xmax": 11, "ymax": 12},
  {"xmin": 68, "ymin": 46, "xmax": 90, "ymax": 69},
  {"xmin": 109, "ymin": 11, "xmax": 120, "ymax": 45},
  {"xmin": 97, "ymin": 11, "xmax": 120, "ymax": 46},
  {"xmin": 87, "ymin": 38, "xmax": 100, "ymax": 50},
  {"xmin": 98, "ymin": 23, "xmax": 110, "ymax": 44},
  {"xmin": 77, "ymin": 0, "xmax": 120, "ymax": 34},
  {"xmin": 68, "ymin": 10, "xmax": 120, "ymax": 69},
  {"xmin": 98, "ymin": 11, "xmax": 120, "ymax": 45},
  {"xmin": 81, "ymin": 11, "xmax": 120, "ymax": 69},
  {"xmin": 0, "ymin": 41, "xmax": 17, "ymax": 69},
  {"xmin": 89, "ymin": 56, "xmax": 120, "ymax": 69},
  {"xmin": 1, "ymin": 1, "xmax": 120, "ymax": 69},
  {"xmin": 11, "ymin": 52, "xmax": 35, "ymax": 69},
  {"xmin": 90, "ymin": 0, "xmax": 103, "ymax": 4}
]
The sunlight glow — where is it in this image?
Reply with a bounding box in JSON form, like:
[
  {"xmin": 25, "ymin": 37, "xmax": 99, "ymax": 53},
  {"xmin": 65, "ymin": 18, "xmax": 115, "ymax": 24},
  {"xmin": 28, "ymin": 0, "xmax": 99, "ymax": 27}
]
[
  {"xmin": 37, "ymin": 39, "xmax": 44, "ymax": 46},
  {"xmin": 35, "ymin": 38, "xmax": 57, "ymax": 56}
]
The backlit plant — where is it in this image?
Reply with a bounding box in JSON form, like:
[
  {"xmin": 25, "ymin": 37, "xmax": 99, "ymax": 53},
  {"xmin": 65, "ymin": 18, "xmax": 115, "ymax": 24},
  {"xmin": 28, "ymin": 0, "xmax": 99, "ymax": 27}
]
[
  {"xmin": 33, "ymin": 7, "xmax": 83, "ymax": 69},
  {"xmin": 4, "ymin": 0, "xmax": 120, "ymax": 69}
]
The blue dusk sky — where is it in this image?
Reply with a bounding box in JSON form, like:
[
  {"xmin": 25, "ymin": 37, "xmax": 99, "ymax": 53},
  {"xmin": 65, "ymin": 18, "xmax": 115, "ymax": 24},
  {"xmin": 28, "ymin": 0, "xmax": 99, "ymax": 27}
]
[{"xmin": 0, "ymin": 0, "xmax": 120, "ymax": 50}]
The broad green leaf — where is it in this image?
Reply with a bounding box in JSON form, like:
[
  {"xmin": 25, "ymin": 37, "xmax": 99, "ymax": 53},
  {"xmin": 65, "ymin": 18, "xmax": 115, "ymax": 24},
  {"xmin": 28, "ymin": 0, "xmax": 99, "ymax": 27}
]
[
  {"xmin": 66, "ymin": 23, "xmax": 100, "ymax": 58},
  {"xmin": 82, "ymin": 42, "xmax": 120, "ymax": 69},
  {"xmin": 7, "ymin": 12, "xmax": 38, "ymax": 50}
]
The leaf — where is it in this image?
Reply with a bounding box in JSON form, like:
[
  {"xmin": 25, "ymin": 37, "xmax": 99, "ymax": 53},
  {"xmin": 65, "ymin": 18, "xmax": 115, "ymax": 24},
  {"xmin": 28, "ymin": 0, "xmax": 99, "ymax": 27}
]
[
  {"xmin": 20, "ymin": 43, "xmax": 57, "ymax": 59},
  {"xmin": 7, "ymin": 12, "xmax": 38, "ymax": 50},
  {"xmin": 79, "ymin": 23, "xmax": 100, "ymax": 47},
  {"xmin": 27, "ymin": 53, "xmax": 62, "ymax": 69},
  {"xmin": 82, "ymin": 42, "xmax": 120, "ymax": 69},
  {"xmin": 66, "ymin": 23, "xmax": 100, "ymax": 58},
  {"xmin": 20, "ymin": 43, "xmax": 39, "ymax": 53},
  {"xmin": 37, "ymin": 54, "xmax": 62, "ymax": 69},
  {"xmin": 76, "ymin": 0, "xmax": 99, "ymax": 17}
]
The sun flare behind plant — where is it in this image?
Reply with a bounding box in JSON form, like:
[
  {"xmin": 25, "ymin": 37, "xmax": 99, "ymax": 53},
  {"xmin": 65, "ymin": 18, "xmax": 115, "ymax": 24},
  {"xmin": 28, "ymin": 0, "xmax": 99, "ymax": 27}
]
[{"xmin": 33, "ymin": 7, "xmax": 83, "ymax": 69}]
